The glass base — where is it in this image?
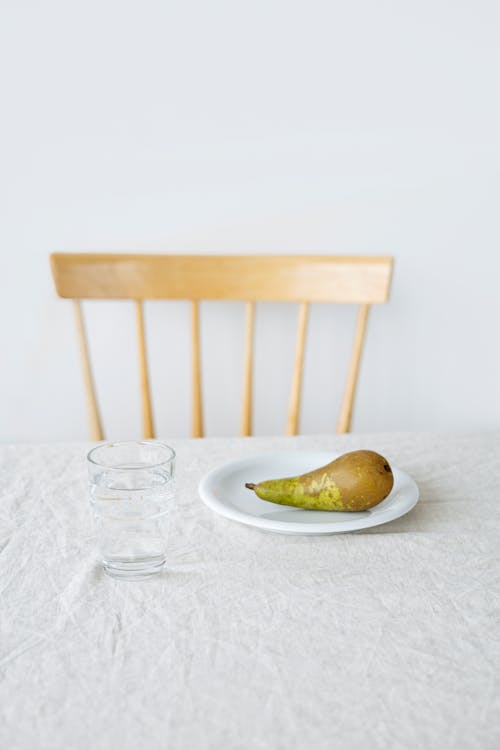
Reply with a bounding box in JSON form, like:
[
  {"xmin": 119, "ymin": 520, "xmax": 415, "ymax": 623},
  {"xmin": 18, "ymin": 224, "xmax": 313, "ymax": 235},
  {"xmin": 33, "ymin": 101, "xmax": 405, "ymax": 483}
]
[{"xmin": 102, "ymin": 555, "xmax": 166, "ymax": 580}]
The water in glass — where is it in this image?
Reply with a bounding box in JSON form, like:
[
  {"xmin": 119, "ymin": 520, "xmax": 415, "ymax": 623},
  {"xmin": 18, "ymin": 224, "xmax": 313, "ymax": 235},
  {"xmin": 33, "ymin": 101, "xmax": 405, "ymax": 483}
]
[{"xmin": 87, "ymin": 442, "xmax": 175, "ymax": 580}]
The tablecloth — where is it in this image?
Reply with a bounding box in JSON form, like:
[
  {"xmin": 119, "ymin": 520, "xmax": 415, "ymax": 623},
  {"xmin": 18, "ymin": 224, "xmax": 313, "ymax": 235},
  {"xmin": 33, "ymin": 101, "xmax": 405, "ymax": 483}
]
[{"xmin": 1, "ymin": 432, "xmax": 499, "ymax": 750}]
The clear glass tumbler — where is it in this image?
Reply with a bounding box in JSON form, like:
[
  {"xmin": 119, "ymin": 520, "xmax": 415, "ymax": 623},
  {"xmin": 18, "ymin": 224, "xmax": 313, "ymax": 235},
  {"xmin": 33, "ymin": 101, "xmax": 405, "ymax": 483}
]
[{"xmin": 87, "ymin": 441, "xmax": 176, "ymax": 580}]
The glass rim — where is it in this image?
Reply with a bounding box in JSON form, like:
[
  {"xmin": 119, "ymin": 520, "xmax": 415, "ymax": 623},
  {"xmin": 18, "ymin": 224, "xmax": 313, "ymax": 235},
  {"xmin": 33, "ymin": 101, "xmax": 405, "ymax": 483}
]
[{"xmin": 87, "ymin": 440, "xmax": 176, "ymax": 470}]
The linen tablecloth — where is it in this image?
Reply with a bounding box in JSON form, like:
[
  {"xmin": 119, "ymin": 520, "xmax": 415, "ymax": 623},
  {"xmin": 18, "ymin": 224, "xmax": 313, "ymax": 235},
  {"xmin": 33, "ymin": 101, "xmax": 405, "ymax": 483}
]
[{"xmin": 1, "ymin": 432, "xmax": 499, "ymax": 749}]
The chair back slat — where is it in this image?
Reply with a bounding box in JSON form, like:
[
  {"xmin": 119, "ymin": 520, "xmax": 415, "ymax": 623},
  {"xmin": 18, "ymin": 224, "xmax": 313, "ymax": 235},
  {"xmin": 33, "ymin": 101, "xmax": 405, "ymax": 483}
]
[
  {"xmin": 191, "ymin": 300, "xmax": 204, "ymax": 438},
  {"xmin": 337, "ymin": 303, "xmax": 370, "ymax": 434},
  {"xmin": 240, "ymin": 301, "xmax": 255, "ymax": 436},
  {"xmin": 135, "ymin": 300, "xmax": 155, "ymax": 438},
  {"xmin": 72, "ymin": 300, "xmax": 104, "ymax": 441},
  {"xmin": 286, "ymin": 302, "xmax": 309, "ymax": 435},
  {"xmin": 51, "ymin": 254, "xmax": 392, "ymax": 303}
]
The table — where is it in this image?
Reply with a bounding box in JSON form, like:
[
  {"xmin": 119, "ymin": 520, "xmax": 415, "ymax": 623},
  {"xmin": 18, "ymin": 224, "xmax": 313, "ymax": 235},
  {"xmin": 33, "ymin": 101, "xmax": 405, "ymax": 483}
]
[{"xmin": 1, "ymin": 432, "xmax": 499, "ymax": 750}]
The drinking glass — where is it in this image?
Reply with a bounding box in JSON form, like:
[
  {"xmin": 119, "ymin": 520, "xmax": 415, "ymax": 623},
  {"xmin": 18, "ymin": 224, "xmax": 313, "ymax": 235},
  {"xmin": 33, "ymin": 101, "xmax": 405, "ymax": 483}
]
[{"xmin": 87, "ymin": 441, "xmax": 175, "ymax": 580}]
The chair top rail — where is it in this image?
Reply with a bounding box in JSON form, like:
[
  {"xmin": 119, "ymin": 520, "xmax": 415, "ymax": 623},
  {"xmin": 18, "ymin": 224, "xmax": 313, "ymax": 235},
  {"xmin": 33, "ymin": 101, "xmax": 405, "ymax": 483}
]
[{"xmin": 50, "ymin": 253, "xmax": 393, "ymax": 304}]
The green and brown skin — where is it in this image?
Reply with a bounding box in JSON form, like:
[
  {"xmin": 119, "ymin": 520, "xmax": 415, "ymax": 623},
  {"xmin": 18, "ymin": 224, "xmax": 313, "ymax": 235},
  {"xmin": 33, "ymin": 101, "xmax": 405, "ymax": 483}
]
[{"xmin": 245, "ymin": 450, "xmax": 394, "ymax": 511}]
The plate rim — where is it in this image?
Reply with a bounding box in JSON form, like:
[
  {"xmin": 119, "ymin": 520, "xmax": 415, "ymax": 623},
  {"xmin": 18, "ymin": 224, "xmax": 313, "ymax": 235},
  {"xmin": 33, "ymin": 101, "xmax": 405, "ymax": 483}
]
[{"xmin": 198, "ymin": 451, "xmax": 419, "ymax": 535}]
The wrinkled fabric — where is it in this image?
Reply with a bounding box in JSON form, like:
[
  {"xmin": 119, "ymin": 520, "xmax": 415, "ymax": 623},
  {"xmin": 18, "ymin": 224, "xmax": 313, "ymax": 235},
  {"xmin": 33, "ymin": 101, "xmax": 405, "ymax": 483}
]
[{"xmin": 1, "ymin": 433, "xmax": 499, "ymax": 750}]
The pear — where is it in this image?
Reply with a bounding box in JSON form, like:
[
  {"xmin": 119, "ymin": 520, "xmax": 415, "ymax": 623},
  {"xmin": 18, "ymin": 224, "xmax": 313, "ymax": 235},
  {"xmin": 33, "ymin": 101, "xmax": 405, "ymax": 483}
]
[{"xmin": 245, "ymin": 450, "xmax": 394, "ymax": 511}]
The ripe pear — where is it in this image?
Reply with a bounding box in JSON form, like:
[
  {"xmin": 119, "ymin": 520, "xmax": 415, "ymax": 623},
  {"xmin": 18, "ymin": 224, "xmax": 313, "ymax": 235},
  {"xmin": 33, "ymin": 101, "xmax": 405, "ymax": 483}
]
[{"xmin": 245, "ymin": 450, "xmax": 394, "ymax": 511}]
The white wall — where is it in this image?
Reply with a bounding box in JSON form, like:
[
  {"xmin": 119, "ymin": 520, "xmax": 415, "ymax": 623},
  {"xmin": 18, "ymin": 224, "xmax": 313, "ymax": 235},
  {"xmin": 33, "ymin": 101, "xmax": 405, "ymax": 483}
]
[{"xmin": 1, "ymin": 0, "xmax": 499, "ymax": 441}]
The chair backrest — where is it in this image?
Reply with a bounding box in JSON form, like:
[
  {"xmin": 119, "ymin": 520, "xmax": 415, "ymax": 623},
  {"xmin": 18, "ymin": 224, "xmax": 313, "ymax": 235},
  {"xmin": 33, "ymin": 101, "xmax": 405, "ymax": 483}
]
[{"xmin": 50, "ymin": 253, "xmax": 393, "ymax": 440}]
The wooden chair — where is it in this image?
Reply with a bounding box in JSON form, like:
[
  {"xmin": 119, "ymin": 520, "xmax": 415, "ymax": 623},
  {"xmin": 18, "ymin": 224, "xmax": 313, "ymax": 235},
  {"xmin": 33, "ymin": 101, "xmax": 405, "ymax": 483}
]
[{"xmin": 50, "ymin": 253, "xmax": 393, "ymax": 440}]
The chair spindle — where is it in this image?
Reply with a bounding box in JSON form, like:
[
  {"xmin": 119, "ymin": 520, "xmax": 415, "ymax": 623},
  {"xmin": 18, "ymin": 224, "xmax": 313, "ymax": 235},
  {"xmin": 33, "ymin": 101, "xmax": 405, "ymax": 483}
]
[
  {"xmin": 286, "ymin": 302, "xmax": 309, "ymax": 435},
  {"xmin": 240, "ymin": 301, "xmax": 255, "ymax": 436},
  {"xmin": 191, "ymin": 300, "xmax": 203, "ymax": 438},
  {"xmin": 135, "ymin": 300, "xmax": 155, "ymax": 439},
  {"xmin": 72, "ymin": 300, "xmax": 104, "ymax": 441},
  {"xmin": 337, "ymin": 303, "xmax": 370, "ymax": 434}
]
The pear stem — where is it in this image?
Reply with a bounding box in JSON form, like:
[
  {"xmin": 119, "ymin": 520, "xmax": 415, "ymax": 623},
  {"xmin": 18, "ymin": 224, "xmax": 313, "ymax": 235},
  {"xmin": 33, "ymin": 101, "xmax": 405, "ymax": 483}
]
[{"xmin": 245, "ymin": 483, "xmax": 256, "ymax": 490}]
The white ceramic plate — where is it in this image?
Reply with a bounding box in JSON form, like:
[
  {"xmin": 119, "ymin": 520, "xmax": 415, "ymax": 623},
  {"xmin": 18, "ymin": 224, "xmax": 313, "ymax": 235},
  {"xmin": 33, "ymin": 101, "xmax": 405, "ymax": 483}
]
[{"xmin": 198, "ymin": 451, "xmax": 419, "ymax": 535}]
